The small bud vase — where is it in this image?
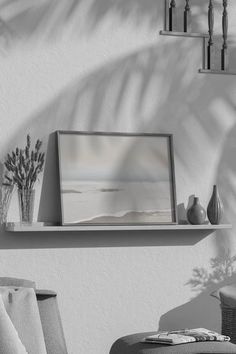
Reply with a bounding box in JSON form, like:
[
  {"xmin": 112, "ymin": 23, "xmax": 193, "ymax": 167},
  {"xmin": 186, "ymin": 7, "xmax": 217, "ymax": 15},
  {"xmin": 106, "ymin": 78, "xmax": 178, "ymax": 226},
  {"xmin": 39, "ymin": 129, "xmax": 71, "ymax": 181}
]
[
  {"xmin": 187, "ymin": 197, "xmax": 206, "ymax": 225},
  {"xmin": 207, "ymin": 185, "xmax": 223, "ymax": 225},
  {"xmin": 18, "ymin": 188, "xmax": 35, "ymax": 224}
]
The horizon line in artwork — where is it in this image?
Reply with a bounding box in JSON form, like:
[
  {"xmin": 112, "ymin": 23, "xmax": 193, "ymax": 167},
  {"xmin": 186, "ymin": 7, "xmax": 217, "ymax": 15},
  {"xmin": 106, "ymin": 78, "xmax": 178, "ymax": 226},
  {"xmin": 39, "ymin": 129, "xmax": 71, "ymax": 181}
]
[
  {"xmin": 62, "ymin": 209, "xmax": 173, "ymax": 225},
  {"xmin": 61, "ymin": 180, "xmax": 174, "ymax": 224}
]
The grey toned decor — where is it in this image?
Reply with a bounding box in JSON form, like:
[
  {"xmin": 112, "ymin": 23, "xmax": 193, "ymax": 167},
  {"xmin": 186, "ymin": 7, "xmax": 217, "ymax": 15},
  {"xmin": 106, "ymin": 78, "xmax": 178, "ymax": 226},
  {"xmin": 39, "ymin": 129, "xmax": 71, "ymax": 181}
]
[
  {"xmin": 5, "ymin": 223, "xmax": 232, "ymax": 232},
  {"xmin": 187, "ymin": 197, "xmax": 206, "ymax": 225},
  {"xmin": 184, "ymin": 0, "xmax": 191, "ymax": 32},
  {"xmin": 207, "ymin": 0, "xmax": 214, "ymax": 70},
  {"xmin": 207, "ymin": 185, "xmax": 223, "ymax": 225},
  {"xmin": 212, "ymin": 284, "xmax": 236, "ymax": 344},
  {"xmin": 169, "ymin": 0, "xmax": 177, "ymax": 31},
  {"xmin": 109, "ymin": 331, "xmax": 236, "ymax": 354},
  {"xmin": 3, "ymin": 135, "xmax": 45, "ymax": 224},
  {"xmin": 221, "ymin": 0, "xmax": 229, "ymax": 70},
  {"xmin": 162, "ymin": 0, "xmax": 235, "ymax": 75},
  {"xmin": 0, "ymin": 184, "xmax": 13, "ymax": 224},
  {"xmin": 0, "ymin": 277, "xmax": 68, "ymax": 354},
  {"xmin": 18, "ymin": 188, "xmax": 35, "ymax": 224},
  {"xmin": 57, "ymin": 131, "xmax": 177, "ymax": 226}
]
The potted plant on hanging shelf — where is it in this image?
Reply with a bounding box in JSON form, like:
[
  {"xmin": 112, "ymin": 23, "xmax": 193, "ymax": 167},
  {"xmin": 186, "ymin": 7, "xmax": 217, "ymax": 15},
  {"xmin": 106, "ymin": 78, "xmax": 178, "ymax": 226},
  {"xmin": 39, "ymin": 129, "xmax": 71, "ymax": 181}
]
[{"xmin": 4, "ymin": 135, "xmax": 45, "ymax": 224}]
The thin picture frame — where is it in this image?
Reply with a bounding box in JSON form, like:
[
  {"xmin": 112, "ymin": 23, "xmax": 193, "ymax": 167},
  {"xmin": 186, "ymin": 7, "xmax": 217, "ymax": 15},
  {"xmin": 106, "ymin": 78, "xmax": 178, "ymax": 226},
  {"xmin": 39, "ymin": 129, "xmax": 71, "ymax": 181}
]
[{"xmin": 57, "ymin": 131, "xmax": 177, "ymax": 226}]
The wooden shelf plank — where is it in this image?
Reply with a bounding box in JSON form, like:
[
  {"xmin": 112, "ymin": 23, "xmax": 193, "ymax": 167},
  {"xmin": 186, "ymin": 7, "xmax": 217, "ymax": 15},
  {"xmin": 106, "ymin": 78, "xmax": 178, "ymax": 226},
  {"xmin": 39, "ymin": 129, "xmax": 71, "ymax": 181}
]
[
  {"xmin": 5, "ymin": 223, "xmax": 232, "ymax": 232},
  {"xmin": 160, "ymin": 30, "xmax": 209, "ymax": 38},
  {"xmin": 199, "ymin": 69, "xmax": 236, "ymax": 76}
]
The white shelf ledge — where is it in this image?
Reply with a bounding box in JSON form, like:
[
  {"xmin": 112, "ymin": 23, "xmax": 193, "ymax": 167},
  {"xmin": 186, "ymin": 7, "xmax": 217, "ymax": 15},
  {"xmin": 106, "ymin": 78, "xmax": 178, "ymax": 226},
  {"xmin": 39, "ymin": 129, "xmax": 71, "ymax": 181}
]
[
  {"xmin": 5, "ymin": 223, "xmax": 232, "ymax": 232},
  {"xmin": 199, "ymin": 69, "xmax": 236, "ymax": 76},
  {"xmin": 160, "ymin": 30, "xmax": 209, "ymax": 38}
]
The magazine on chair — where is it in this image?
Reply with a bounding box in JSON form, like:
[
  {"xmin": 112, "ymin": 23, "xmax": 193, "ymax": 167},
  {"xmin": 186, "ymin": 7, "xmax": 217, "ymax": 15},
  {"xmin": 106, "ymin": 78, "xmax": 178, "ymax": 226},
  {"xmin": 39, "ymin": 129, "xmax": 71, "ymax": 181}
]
[{"xmin": 142, "ymin": 328, "xmax": 230, "ymax": 345}]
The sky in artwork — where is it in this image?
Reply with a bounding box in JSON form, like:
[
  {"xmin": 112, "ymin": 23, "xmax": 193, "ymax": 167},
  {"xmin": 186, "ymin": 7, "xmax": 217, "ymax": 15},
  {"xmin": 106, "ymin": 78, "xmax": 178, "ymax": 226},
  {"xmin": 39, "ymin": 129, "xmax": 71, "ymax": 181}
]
[{"xmin": 58, "ymin": 134, "xmax": 172, "ymax": 182}]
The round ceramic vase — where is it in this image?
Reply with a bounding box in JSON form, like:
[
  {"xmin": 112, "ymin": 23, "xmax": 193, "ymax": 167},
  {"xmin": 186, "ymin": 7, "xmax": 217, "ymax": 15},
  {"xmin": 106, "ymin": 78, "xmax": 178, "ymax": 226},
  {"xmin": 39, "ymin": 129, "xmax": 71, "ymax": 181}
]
[
  {"xmin": 207, "ymin": 185, "xmax": 223, "ymax": 225},
  {"xmin": 187, "ymin": 197, "xmax": 206, "ymax": 225}
]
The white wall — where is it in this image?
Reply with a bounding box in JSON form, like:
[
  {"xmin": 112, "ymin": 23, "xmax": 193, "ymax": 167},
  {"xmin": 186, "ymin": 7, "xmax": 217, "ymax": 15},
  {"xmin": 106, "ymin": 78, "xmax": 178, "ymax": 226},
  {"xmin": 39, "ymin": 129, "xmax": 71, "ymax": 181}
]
[{"xmin": 1, "ymin": 1, "xmax": 236, "ymax": 353}]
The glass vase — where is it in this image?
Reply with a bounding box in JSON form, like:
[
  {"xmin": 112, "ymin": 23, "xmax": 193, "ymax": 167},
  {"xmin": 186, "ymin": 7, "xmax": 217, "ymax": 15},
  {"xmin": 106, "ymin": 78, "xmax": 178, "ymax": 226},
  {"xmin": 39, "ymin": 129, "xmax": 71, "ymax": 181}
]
[
  {"xmin": 18, "ymin": 188, "xmax": 35, "ymax": 224},
  {"xmin": 0, "ymin": 185, "xmax": 14, "ymax": 224}
]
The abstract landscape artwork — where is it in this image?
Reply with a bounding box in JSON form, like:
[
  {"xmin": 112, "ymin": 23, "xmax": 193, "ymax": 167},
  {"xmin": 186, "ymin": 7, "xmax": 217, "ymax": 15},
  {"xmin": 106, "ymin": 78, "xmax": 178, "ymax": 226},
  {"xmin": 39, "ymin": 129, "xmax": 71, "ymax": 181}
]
[{"xmin": 57, "ymin": 131, "xmax": 177, "ymax": 225}]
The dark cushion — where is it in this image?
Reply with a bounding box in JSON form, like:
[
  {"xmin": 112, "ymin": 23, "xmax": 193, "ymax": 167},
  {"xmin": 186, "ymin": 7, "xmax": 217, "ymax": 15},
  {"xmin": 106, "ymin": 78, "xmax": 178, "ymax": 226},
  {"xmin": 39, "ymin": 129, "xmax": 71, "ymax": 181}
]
[{"xmin": 110, "ymin": 332, "xmax": 236, "ymax": 354}]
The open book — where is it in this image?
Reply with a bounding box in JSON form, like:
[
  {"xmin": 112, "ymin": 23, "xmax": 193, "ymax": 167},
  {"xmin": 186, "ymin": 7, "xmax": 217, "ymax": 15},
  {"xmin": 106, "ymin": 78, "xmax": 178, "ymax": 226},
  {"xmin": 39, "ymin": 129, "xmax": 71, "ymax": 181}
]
[{"xmin": 143, "ymin": 328, "xmax": 230, "ymax": 345}]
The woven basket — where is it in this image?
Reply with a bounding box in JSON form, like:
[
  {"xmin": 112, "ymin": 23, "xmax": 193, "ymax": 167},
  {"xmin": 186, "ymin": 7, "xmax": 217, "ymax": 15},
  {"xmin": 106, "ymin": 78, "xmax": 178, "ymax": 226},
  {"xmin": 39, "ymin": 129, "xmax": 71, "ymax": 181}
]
[{"xmin": 221, "ymin": 305, "xmax": 236, "ymax": 344}]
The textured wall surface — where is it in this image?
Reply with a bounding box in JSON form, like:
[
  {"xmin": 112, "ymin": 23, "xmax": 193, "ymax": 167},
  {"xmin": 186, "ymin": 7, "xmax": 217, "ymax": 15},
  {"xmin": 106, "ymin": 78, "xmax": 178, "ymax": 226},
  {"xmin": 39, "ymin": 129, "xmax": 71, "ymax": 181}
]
[{"xmin": 1, "ymin": 1, "xmax": 236, "ymax": 353}]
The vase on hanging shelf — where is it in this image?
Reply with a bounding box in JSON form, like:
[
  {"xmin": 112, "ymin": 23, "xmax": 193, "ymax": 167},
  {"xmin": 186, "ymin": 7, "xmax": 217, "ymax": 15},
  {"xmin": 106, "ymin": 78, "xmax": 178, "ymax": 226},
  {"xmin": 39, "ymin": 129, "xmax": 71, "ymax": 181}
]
[
  {"xmin": 18, "ymin": 187, "xmax": 35, "ymax": 225},
  {"xmin": 207, "ymin": 185, "xmax": 223, "ymax": 225},
  {"xmin": 187, "ymin": 197, "xmax": 206, "ymax": 225}
]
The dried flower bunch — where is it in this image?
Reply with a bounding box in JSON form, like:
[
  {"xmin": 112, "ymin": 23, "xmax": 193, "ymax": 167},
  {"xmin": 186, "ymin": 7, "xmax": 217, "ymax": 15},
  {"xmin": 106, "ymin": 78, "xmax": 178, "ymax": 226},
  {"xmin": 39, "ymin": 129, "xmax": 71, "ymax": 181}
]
[{"xmin": 3, "ymin": 135, "xmax": 45, "ymax": 190}]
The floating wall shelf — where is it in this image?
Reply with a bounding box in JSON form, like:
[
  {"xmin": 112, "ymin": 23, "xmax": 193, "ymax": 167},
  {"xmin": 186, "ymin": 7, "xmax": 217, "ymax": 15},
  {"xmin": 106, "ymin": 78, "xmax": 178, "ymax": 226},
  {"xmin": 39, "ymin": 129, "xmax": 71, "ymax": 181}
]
[{"xmin": 5, "ymin": 223, "xmax": 232, "ymax": 232}]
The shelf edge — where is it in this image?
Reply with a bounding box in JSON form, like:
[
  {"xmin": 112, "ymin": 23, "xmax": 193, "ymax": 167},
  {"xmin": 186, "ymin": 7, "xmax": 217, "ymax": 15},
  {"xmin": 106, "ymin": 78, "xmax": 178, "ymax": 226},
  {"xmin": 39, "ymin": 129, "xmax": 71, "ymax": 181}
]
[
  {"xmin": 5, "ymin": 223, "xmax": 232, "ymax": 232},
  {"xmin": 160, "ymin": 30, "xmax": 209, "ymax": 38},
  {"xmin": 199, "ymin": 69, "xmax": 236, "ymax": 76}
]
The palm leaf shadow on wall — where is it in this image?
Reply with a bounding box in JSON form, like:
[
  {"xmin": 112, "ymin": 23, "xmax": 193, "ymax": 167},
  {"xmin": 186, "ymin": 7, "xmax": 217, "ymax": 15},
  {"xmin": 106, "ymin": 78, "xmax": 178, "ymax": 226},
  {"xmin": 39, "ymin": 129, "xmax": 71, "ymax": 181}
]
[
  {"xmin": 0, "ymin": 0, "xmax": 235, "ymax": 337},
  {"xmin": 1, "ymin": 36, "xmax": 236, "ymax": 250},
  {"xmin": 0, "ymin": 0, "xmax": 235, "ymax": 281},
  {"xmin": 159, "ymin": 249, "xmax": 236, "ymax": 332},
  {"xmin": 0, "ymin": 0, "xmax": 221, "ymax": 46}
]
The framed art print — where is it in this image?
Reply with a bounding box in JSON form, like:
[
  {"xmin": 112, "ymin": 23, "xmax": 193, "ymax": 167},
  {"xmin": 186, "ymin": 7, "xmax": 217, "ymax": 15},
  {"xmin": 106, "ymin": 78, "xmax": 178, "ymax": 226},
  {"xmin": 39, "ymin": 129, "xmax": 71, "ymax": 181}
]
[{"xmin": 57, "ymin": 131, "xmax": 177, "ymax": 225}]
